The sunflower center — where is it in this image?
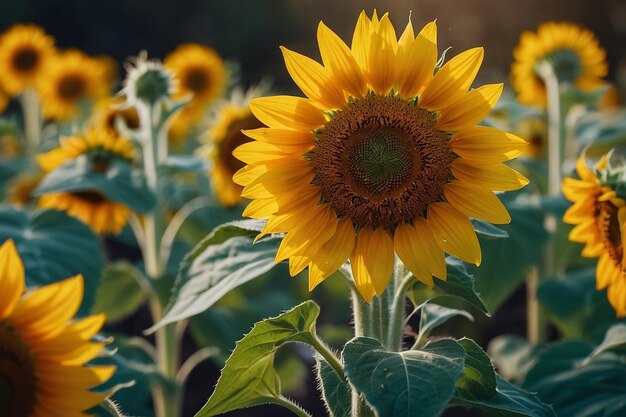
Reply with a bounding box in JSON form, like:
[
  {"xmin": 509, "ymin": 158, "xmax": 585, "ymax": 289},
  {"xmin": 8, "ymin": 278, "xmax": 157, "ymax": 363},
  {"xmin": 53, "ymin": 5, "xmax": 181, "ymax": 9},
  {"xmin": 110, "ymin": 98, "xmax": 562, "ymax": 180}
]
[
  {"xmin": 538, "ymin": 49, "xmax": 582, "ymax": 83},
  {"xmin": 73, "ymin": 191, "xmax": 107, "ymax": 203},
  {"xmin": 597, "ymin": 201, "xmax": 623, "ymax": 268},
  {"xmin": 0, "ymin": 320, "xmax": 37, "ymax": 417},
  {"xmin": 12, "ymin": 47, "xmax": 39, "ymax": 72},
  {"xmin": 58, "ymin": 74, "xmax": 86, "ymax": 100},
  {"xmin": 184, "ymin": 68, "xmax": 210, "ymax": 94},
  {"xmin": 313, "ymin": 95, "xmax": 452, "ymax": 229},
  {"xmin": 219, "ymin": 113, "xmax": 264, "ymax": 175},
  {"xmin": 106, "ymin": 108, "xmax": 140, "ymax": 131}
]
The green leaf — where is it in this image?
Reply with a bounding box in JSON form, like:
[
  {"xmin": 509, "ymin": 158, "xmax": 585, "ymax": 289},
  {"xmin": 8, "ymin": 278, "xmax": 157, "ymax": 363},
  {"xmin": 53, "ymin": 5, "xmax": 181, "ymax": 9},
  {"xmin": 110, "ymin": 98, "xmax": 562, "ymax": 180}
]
[
  {"xmin": 161, "ymin": 155, "xmax": 210, "ymax": 175},
  {"xmin": 455, "ymin": 338, "xmax": 496, "ymax": 399},
  {"xmin": 472, "ymin": 219, "xmax": 509, "ymax": 239},
  {"xmin": 589, "ymin": 323, "xmax": 626, "ymax": 358},
  {"xmin": 195, "ymin": 300, "xmax": 321, "ymax": 417},
  {"xmin": 453, "ymin": 375, "xmax": 556, "ymax": 417},
  {"xmin": 34, "ymin": 155, "xmax": 156, "ymax": 213},
  {"xmin": 342, "ymin": 337, "xmax": 465, "ymax": 417},
  {"xmin": 415, "ymin": 303, "xmax": 474, "ymax": 347},
  {"xmin": 0, "ymin": 206, "xmax": 103, "ymax": 315},
  {"xmin": 472, "ymin": 192, "xmax": 548, "ymax": 311},
  {"xmin": 487, "ymin": 335, "xmax": 537, "ymax": 383},
  {"xmin": 93, "ymin": 262, "xmax": 146, "ymax": 324},
  {"xmin": 432, "ymin": 257, "xmax": 490, "ymax": 315},
  {"xmin": 316, "ymin": 358, "xmax": 351, "ymax": 417},
  {"xmin": 149, "ymin": 219, "xmax": 277, "ymax": 331}
]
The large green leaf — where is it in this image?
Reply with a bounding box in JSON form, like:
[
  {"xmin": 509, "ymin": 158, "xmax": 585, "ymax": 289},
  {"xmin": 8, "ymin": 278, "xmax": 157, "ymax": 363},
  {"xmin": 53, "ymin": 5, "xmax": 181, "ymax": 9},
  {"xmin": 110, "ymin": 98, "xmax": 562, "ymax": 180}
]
[
  {"xmin": 342, "ymin": 337, "xmax": 465, "ymax": 417},
  {"xmin": 455, "ymin": 338, "xmax": 496, "ymax": 399},
  {"xmin": 195, "ymin": 300, "xmax": 321, "ymax": 417},
  {"xmin": 472, "ymin": 192, "xmax": 548, "ymax": 311},
  {"xmin": 432, "ymin": 258, "xmax": 490, "ymax": 315},
  {"xmin": 415, "ymin": 303, "xmax": 474, "ymax": 347},
  {"xmin": 0, "ymin": 206, "xmax": 103, "ymax": 314},
  {"xmin": 93, "ymin": 262, "xmax": 147, "ymax": 324},
  {"xmin": 34, "ymin": 155, "xmax": 156, "ymax": 213},
  {"xmin": 149, "ymin": 219, "xmax": 277, "ymax": 331},
  {"xmin": 589, "ymin": 323, "xmax": 626, "ymax": 359},
  {"xmin": 317, "ymin": 358, "xmax": 351, "ymax": 417}
]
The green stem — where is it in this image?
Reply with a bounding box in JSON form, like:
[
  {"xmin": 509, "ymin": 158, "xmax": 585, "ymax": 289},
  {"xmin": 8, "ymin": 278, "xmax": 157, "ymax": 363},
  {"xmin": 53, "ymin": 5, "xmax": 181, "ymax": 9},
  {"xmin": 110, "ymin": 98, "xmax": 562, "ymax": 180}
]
[
  {"xmin": 388, "ymin": 270, "xmax": 413, "ymax": 352},
  {"xmin": 309, "ymin": 334, "xmax": 347, "ymax": 383},
  {"xmin": 19, "ymin": 89, "xmax": 42, "ymax": 157},
  {"xmin": 274, "ymin": 396, "xmax": 313, "ymax": 417}
]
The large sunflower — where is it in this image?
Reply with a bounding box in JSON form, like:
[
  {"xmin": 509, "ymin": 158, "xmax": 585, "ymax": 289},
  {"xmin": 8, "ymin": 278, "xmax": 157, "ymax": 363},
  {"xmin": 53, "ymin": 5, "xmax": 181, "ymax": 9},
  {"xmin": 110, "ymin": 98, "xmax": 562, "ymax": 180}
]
[
  {"xmin": 511, "ymin": 22, "xmax": 607, "ymax": 107},
  {"xmin": 37, "ymin": 128, "xmax": 135, "ymax": 234},
  {"xmin": 234, "ymin": 11, "xmax": 528, "ymax": 300},
  {"xmin": 37, "ymin": 50, "xmax": 110, "ymax": 120},
  {"xmin": 0, "ymin": 24, "xmax": 55, "ymax": 96},
  {"xmin": 0, "ymin": 239, "xmax": 114, "ymax": 416},
  {"xmin": 563, "ymin": 154, "xmax": 626, "ymax": 316}
]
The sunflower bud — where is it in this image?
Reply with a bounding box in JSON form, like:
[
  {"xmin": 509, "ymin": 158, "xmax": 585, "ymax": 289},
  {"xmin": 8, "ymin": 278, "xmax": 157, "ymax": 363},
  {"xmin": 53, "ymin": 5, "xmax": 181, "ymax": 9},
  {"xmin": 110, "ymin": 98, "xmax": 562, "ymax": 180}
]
[{"xmin": 122, "ymin": 52, "xmax": 174, "ymax": 106}]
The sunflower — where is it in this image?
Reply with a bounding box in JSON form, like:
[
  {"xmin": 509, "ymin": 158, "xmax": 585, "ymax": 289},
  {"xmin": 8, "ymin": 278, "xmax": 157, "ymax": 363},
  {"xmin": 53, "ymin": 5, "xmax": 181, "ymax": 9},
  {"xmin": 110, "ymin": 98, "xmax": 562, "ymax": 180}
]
[
  {"xmin": 37, "ymin": 49, "xmax": 110, "ymax": 120},
  {"xmin": 0, "ymin": 24, "xmax": 55, "ymax": 96},
  {"xmin": 37, "ymin": 128, "xmax": 135, "ymax": 234},
  {"xmin": 164, "ymin": 43, "xmax": 226, "ymax": 108},
  {"xmin": 90, "ymin": 97, "xmax": 140, "ymax": 137},
  {"xmin": 6, "ymin": 172, "xmax": 43, "ymax": 206},
  {"xmin": 0, "ymin": 239, "xmax": 114, "ymax": 416},
  {"xmin": 168, "ymin": 104, "xmax": 205, "ymax": 146},
  {"xmin": 511, "ymin": 22, "xmax": 607, "ymax": 107},
  {"xmin": 562, "ymin": 154, "xmax": 626, "ymax": 316},
  {"xmin": 234, "ymin": 11, "xmax": 528, "ymax": 300},
  {"xmin": 201, "ymin": 100, "xmax": 264, "ymax": 206}
]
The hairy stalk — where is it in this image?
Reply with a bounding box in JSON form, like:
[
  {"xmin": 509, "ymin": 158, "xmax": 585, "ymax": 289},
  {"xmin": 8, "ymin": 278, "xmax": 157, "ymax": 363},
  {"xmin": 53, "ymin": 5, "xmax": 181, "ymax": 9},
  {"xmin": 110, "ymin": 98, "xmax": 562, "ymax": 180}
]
[
  {"xmin": 309, "ymin": 334, "xmax": 347, "ymax": 383},
  {"xmin": 274, "ymin": 396, "xmax": 313, "ymax": 417}
]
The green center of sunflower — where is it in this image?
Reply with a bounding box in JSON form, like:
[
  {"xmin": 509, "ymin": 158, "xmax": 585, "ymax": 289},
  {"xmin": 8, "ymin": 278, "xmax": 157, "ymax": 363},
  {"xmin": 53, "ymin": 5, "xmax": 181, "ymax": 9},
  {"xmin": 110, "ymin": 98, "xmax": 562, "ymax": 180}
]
[
  {"xmin": 537, "ymin": 49, "xmax": 582, "ymax": 83},
  {"xmin": 0, "ymin": 320, "xmax": 37, "ymax": 417},
  {"xmin": 58, "ymin": 74, "xmax": 86, "ymax": 100},
  {"xmin": 597, "ymin": 200, "xmax": 623, "ymax": 270},
  {"xmin": 313, "ymin": 95, "xmax": 452, "ymax": 229},
  {"xmin": 12, "ymin": 47, "xmax": 39, "ymax": 72},
  {"xmin": 184, "ymin": 68, "xmax": 210, "ymax": 95}
]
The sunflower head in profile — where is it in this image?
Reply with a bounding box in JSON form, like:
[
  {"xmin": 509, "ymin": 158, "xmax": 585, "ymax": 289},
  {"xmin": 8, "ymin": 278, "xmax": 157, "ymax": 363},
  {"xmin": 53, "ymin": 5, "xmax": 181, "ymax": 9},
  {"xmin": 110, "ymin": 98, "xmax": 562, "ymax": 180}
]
[
  {"xmin": 37, "ymin": 128, "xmax": 135, "ymax": 234},
  {"xmin": 0, "ymin": 239, "xmax": 114, "ymax": 416},
  {"xmin": 200, "ymin": 95, "xmax": 264, "ymax": 207},
  {"xmin": 37, "ymin": 49, "xmax": 110, "ymax": 120},
  {"xmin": 122, "ymin": 52, "xmax": 174, "ymax": 107},
  {"xmin": 0, "ymin": 23, "xmax": 55, "ymax": 96},
  {"xmin": 165, "ymin": 43, "xmax": 226, "ymax": 108},
  {"xmin": 511, "ymin": 22, "xmax": 607, "ymax": 107},
  {"xmin": 91, "ymin": 97, "xmax": 140, "ymax": 137},
  {"xmin": 563, "ymin": 153, "xmax": 626, "ymax": 316},
  {"xmin": 234, "ymin": 11, "xmax": 528, "ymax": 301}
]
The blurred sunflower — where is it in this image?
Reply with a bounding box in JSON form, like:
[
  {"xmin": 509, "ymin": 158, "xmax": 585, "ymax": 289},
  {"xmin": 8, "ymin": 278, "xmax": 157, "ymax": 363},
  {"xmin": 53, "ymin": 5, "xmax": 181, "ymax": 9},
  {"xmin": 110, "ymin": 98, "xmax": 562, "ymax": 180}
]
[
  {"xmin": 6, "ymin": 172, "xmax": 43, "ymax": 206},
  {"xmin": 168, "ymin": 105, "xmax": 205, "ymax": 146},
  {"xmin": 511, "ymin": 22, "xmax": 607, "ymax": 107},
  {"xmin": 37, "ymin": 50, "xmax": 110, "ymax": 120},
  {"xmin": 235, "ymin": 11, "xmax": 528, "ymax": 300},
  {"xmin": 0, "ymin": 24, "xmax": 55, "ymax": 96},
  {"xmin": 0, "ymin": 239, "xmax": 114, "ymax": 416},
  {"xmin": 563, "ymin": 153, "xmax": 626, "ymax": 316},
  {"xmin": 37, "ymin": 128, "xmax": 135, "ymax": 234},
  {"xmin": 91, "ymin": 97, "xmax": 140, "ymax": 137},
  {"xmin": 0, "ymin": 86, "xmax": 8, "ymax": 113}
]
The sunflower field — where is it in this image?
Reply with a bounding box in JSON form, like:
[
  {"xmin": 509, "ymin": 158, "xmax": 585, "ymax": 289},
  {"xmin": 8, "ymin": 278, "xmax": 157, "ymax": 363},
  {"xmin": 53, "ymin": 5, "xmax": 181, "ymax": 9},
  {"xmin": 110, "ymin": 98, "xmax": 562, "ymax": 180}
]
[{"xmin": 1, "ymin": 1, "xmax": 626, "ymax": 416}]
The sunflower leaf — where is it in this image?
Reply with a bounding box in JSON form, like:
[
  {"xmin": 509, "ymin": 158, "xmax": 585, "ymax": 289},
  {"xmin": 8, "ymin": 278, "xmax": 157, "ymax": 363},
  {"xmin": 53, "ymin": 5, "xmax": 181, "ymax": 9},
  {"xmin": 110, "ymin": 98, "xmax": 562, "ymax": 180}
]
[
  {"xmin": 432, "ymin": 257, "xmax": 490, "ymax": 315},
  {"xmin": 0, "ymin": 206, "xmax": 102, "ymax": 315},
  {"xmin": 415, "ymin": 303, "xmax": 474, "ymax": 348},
  {"xmin": 148, "ymin": 219, "xmax": 276, "ymax": 332},
  {"xmin": 588, "ymin": 323, "xmax": 626, "ymax": 359},
  {"xmin": 195, "ymin": 300, "xmax": 321, "ymax": 417},
  {"xmin": 34, "ymin": 155, "xmax": 156, "ymax": 213},
  {"xmin": 316, "ymin": 357, "xmax": 352, "ymax": 417},
  {"xmin": 93, "ymin": 261, "xmax": 147, "ymax": 324},
  {"xmin": 342, "ymin": 337, "xmax": 465, "ymax": 417},
  {"xmin": 455, "ymin": 338, "xmax": 496, "ymax": 399}
]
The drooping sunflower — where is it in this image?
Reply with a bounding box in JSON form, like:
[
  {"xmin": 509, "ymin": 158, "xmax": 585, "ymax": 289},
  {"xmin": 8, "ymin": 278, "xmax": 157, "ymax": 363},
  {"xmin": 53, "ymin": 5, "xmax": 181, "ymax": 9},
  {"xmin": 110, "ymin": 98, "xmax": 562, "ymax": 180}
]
[
  {"xmin": 37, "ymin": 49, "xmax": 110, "ymax": 120},
  {"xmin": 90, "ymin": 97, "xmax": 140, "ymax": 137},
  {"xmin": 234, "ymin": 11, "xmax": 528, "ymax": 300},
  {"xmin": 511, "ymin": 22, "xmax": 607, "ymax": 107},
  {"xmin": 0, "ymin": 24, "xmax": 55, "ymax": 96},
  {"xmin": 37, "ymin": 128, "xmax": 135, "ymax": 234},
  {"xmin": 562, "ymin": 153, "xmax": 626, "ymax": 316},
  {"xmin": 200, "ymin": 99, "xmax": 264, "ymax": 206},
  {"xmin": 0, "ymin": 239, "xmax": 114, "ymax": 416}
]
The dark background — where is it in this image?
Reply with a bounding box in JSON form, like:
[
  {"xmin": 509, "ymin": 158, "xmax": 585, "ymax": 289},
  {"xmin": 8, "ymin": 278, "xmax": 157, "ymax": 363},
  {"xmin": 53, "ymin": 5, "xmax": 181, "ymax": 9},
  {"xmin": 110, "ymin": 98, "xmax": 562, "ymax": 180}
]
[{"xmin": 2, "ymin": 1, "xmax": 623, "ymax": 416}]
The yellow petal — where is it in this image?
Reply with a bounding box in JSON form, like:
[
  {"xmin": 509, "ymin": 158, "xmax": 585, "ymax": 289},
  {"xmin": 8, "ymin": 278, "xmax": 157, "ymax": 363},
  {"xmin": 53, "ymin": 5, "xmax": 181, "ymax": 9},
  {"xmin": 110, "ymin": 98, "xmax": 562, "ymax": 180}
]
[
  {"xmin": 561, "ymin": 177, "xmax": 599, "ymax": 201},
  {"xmin": 366, "ymin": 13, "xmax": 397, "ymax": 95},
  {"xmin": 275, "ymin": 204, "xmax": 337, "ymax": 262},
  {"xmin": 420, "ymin": 47, "xmax": 484, "ymax": 110},
  {"xmin": 233, "ymin": 165, "xmax": 269, "ymax": 187},
  {"xmin": 449, "ymin": 126, "xmax": 527, "ymax": 164},
  {"xmin": 242, "ymin": 159, "xmax": 313, "ymax": 199},
  {"xmin": 0, "ymin": 240, "xmax": 25, "ymax": 319},
  {"xmin": 451, "ymin": 160, "xmax": 529, "ymax": 191},
  {"xmin": 288, "ymin": 255, "xmax": 310, "ymax": 277},
  {"xmin": 242, "ymin": 198, "xmax": 279, "ymax": 218},
  {"xmin": 349, "ymin": 226, "xmax": 394, "ymax": 296},
  {"xmin": 427, "ymin": 202, "xmax": 481, "ymax": 266},
  {"xmin": 317, "ymin": 21, "xmax": 367, "ymax": 97},
  {"xmin": 243, "ymin": 127, "xmax": 316, "ymax": 146},
  {"xmin": 250, "ymin": 96, "xmax": 325, "ymax": 130},
  {"xmin": 350, "ymin": 231, "xmax": 376, "ymax": 302},
  {"xmin": 394, "ymin": 221, "xmax": 446, "ymax": 287},
  {"xmin": 308, "ymin": 218, "xmax": 355, "ymax": 290},
  {"xmin": 233, "ymin": 141, "xmax": 313, "ymax": 165},
  {"xmin": 436, "ymin": 83, "xmax": 503, "ymax": 131},
  {"xmin": 351, "ymin": 11, "xmax": 373, "ymax": 73},
  {"xmin": 444, "ymin": 181, "xmax": 511, "ymax": 224},
  {"xmin": 280, "ymin": 46, "xmax": 346, "ymax": 109},
  {"xmin": 396, "ymin": 21, "xmax": 437, "ymax": 98}
]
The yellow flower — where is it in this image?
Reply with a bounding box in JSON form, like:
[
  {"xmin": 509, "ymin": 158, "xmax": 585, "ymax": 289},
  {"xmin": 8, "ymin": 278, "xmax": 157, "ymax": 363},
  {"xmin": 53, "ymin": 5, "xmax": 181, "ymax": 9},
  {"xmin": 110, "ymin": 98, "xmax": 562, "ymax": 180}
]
[
  {"xmin": 235, "ymin": 11, "xmax": 528, "ymax": 301},
  {"xmin": 0, "ymin": 24, "xmax": 55, "ymax": 96},
  {"xmin": 37, "ymin": 128, "xmax": 135, "ymax": 234},
  {"xmin": 511, "ymin": 22, "xmax": 607, "ymax": 107},
  {"xmin": 37, "ymin": 49, "xmax": 110, "ymax": 120},
  {"xmin": 0, "ymin": 239, "xmax": 114, "ymax": 416},
  {"xmin": 7, "ymin": 172, "xmax": 43, "ymax": 206},
  {"xmin": 562, "ymin": 154, "xmax": 626, "ymax": 316},
  {"xmin": 164, "ymin": 43, "xmax": 226, "ymax": 108},
  {"xmin": 201, "ymin": 101, "xmax": 263, "ymax": 207},
  {"xmin": 90, "ymin": 97, "xmax": 140, "ymax": 137},
  {"xmin": 168, "ymin": 104, "xmax": 205, "ymax": 146}
]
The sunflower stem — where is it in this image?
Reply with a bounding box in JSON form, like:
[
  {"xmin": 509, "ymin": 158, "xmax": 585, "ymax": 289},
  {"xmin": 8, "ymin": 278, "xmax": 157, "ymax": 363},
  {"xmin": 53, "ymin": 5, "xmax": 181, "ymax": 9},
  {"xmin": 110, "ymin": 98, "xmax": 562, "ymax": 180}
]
[
  {"xmin": 273, "ymin": 396, "xmax": 313, "ymax": 417},
  {"xmin": 19, "ymin": 89, "xmax": 42, "ymax": 157},
  {"xmin": 388, "ymin": 268, "xmax": 413, "ymax": 352}
]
